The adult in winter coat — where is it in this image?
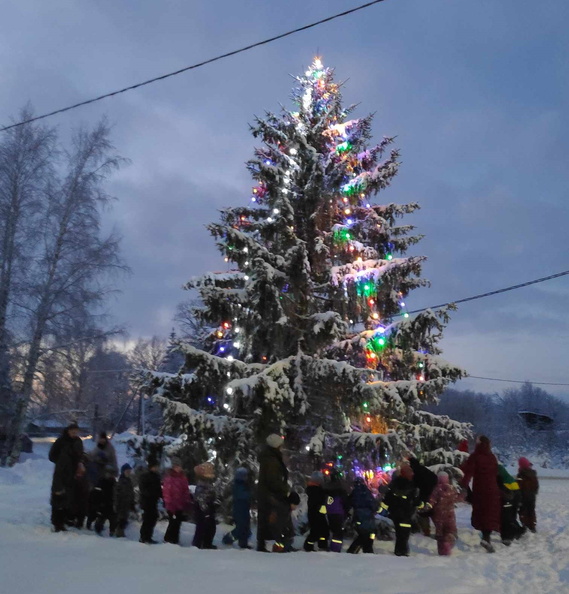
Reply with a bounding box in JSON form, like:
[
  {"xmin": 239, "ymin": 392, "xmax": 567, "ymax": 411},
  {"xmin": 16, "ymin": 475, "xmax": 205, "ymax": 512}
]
[
  {"xmin": 163, "ymin": 458, "xmax": 191, "ymax": 545},
  {"xmin": 139, "ymin": 458, "xmax": 162, "ymax": 544},
  {"xmin": 257, "ymin": 434, "xmax": 294, "ymax": 552},
  {"xmin": 88, "ymin": 432, "xmax": 118, "ymax": 485},
  {"xmin": 347, "ymin": 478, "xmax": 377, "ymax": 554},
  {"xmin": 460, "ymin": 436, "xmax": 501, "ymax": 553},
  {"xmin": 497, "ymin": 465, "xmax": 524, "ymax": 544},
  {"xmin": 427, "ymin": 472, "xmax": 465, "ymax": 556},
  {"xmin": 517, "ymin": 457, "xmax": 539, "ymax": 532},
  {"xmin": 408, "ymin": 456, "xmax": 437, "ymax": 536},
  {"xmin": 303, "ymin": 471, "xmax": 329, "ymax": 552},
  {"xmin": 223, "ymin": 467, "xmax": 253, "ymax": 549},
  {"xmin": 193, "ymin": 462, "xmax": 218, "ymax": 549},
  {"xmin": 48, "ymin": 422, "xmax": 84, "ymax": 532},
  {"xmin": 381, "ymin": 464, "xmax": 420, "ymax": 557},
  {"xmin": 324, "ymin": 470, "xmax": 350, "ymax": 553},
  {"xmin": 115, "ymin": 463, "xmax": 135, "ymax": 537}
]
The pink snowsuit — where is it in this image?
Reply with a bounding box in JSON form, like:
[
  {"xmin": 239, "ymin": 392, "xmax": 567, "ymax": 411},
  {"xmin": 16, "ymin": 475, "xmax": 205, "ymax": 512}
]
[
  {"xmin": 162, "ymin": 469, "xmax": 191, "ymax": 514},
  {"xmin": 428, "ymin": 474, "xmax": 465, "ymax": 556}
]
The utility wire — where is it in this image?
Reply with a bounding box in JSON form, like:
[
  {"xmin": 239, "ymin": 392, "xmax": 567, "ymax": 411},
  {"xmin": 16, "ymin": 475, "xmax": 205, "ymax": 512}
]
[
  {"xmin": 404, "ymin": 269, "xmax": 569, "ymax": 315},
  {"xmin": 468, "ymin": 376, "xmax": 569, "ymax": 387},
  {"xmin": 0, "ymin": 0, "xmax": 388, "ymax": 133}
]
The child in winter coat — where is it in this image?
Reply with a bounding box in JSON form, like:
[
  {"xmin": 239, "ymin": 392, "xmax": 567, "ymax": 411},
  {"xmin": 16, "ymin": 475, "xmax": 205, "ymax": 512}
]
[
  {"xmin": 517, "ymin": 457, "xmax": 539, "ymax": 533},
  {"xmin": 427, "ymin": 472, "xmax": 465, "ymax": 556},
  {"xmin": 498, "ymin": 465, "xmax": 524, "ymax": 544},
  {"xmin": 193, "ymin": 462, "xmax": 218, "ymax": 549},
  {"xmin": 115, "ymin": 463, "xmax": 135, "ymax": 538},
  {"xmin": 324, "ymin": 469, "xmax": 350, "ymax": 553},
  {"xmin": 303, "ymin": 471, "xmax": 329, "ymax": 552},
  {"xmin": 139, "ymin": 458, "xmax": 162, "ymax": 544},
  {"xmin": 91, "ymin": 465, "xmax": 117, "ymax": 536},
  {"xmin": 347, "ymin": 478, "xmax": 377, "ymax": 554},
  {"xmin": 163, "ymin": 458, "xmax": 191, "ymax": 545},
  {"xmin": 382, "ymin": 464, "xmax": 420, "ymax": 557},
  {"xmin": 223, "ymin": 467, "xmax": 253, "ymax": 549}
]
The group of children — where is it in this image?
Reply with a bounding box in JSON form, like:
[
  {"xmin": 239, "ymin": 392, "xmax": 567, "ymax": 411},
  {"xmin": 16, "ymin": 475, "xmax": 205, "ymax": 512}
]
[{"xmin": 59, "ymin": 452, "xmax": 539, "ymax": 558}]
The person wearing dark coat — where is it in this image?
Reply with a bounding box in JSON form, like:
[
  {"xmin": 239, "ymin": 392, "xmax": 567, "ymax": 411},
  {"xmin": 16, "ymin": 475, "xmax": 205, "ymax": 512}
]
[
  {"xmin": 408, "ymin": 456, "xmax": 437, "ymax": 536},
  {"xmin": 91, "ymin": 465, "xmax": 117, "ymax": 536},
  {"xmin": 460, "ymin": 436, "xmax": 502, "ymax": 553},
  {"xmin": 497, "ymin": 465, "xmax": 525, "ymax": 545},
  {"xmin": 223, "ymin": 467, "xmax": 253, "ymax": 549},
  {"xmin": 163, "ymin": 458, "xmax": 192, "ymax": 545},
  {"xmin": 88, "ymin": 432, "xmax": 119, "ymax": 485},
  {"xmin": 382, "ymin": 464, "xmax": 420, "ymax": 556},
  {"xmin": 517, "ymin": 457, "xmax": 539, "ymax": 533},
  {"xmin": 303, "ymin": 471, "xmax": 329, "ymax": 552},
  {"xmin": 139, "ymin": 458, "xmax": 162, "ymax": 544},
  {"xmin": 192, "ymin": 462, "xmax": 218, "ymax": 549},
  {"xmin": 257, "ymin": 434, "xmax": 294, "ymax": 553},
  {"xmin": 324, "ymin": 470, "xmax": 350, "ymax": 553},
  {"xmin": 347, "ymin": 478, "xmax": 378, "ymax": 554},
  {"xmin": 71, "ymin": 462, "xmax": 90, "ymax": 528},
  {"xmin": 115, "ymin": 463, "xmax": 135, "ymax": 537},
  {"xmin": 48, "ymin": 422, "xmax": 84, "ymax": 532}
]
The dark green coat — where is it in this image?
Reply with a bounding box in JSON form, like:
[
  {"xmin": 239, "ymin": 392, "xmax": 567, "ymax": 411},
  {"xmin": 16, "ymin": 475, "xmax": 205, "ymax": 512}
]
[{"xmin": 257, "ymin": 446, "xmax": 290, "ymax": 542}]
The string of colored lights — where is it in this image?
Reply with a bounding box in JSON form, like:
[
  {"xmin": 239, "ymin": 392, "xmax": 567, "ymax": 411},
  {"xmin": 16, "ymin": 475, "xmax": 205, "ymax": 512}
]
[{"xmin": 0, "ymin": 0, "xmax": 388, "ymax": 133}]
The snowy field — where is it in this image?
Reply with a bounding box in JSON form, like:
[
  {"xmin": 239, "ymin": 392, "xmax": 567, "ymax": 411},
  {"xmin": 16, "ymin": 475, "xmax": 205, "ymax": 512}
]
[{"xmin": 1, "ymin": 442, "xmax": 568, "ymax": 594}]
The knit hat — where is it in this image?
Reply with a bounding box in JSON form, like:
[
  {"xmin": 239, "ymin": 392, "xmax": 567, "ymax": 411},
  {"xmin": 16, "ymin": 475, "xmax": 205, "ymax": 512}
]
[
  {"xmin": 67, "ymin": 421, "xmax": 79, "ymax": 430},
  {"xmin": 266, "ymin": 434, "xmax": 284, "ymax": 449},
  {"xmin": 308, "ymin": 471, "xmax": 324, "ymax": 486},
  {"xmin": 170, "ymin": 457, "xmax": 182, "ymax": 468},
  {"xmin": 437, "ymin": 471, "xmax": 449, "ymax": 484},
  {"xmin": 121, "ymin": 463, "xmax": 132, "ymax": 475},
  {"xmin": 518, "ymin": 457, "xmax": 532, "ymax": 470},
  {"xmin": 235, "ymin": 467, "xmax": 249, "ymax": 481},
  {"xmin": 399, "ymin": 463, "xmax": 414, "ymax": 481},
  {"xmin": 194, "ymin": 462, "xmax": 215, "ymax": 479}
]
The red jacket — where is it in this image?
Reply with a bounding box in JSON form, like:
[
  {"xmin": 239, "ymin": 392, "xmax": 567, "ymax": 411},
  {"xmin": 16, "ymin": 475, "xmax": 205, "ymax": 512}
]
[
  {"xmin": 460, "ymin": 442, "xmax": 501, "ymax": 533},
  {"xmin": 162, "ymin": 469, "xmax": 191, "ymax": 513}
]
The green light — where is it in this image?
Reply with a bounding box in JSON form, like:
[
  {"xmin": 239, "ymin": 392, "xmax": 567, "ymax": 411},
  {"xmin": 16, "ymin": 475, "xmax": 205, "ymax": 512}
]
[
  {"xmin": 363, "ymin": 402, "xmax": 369, "ymax": 409},
  {"xmin": 337, "ymin": 455, "xmax": 343, "ymax": 460},
  {"xmin": 336, "ymin": 141, "xmax": 353, "ymax": 154},
  {"xmin": 386, "ymin": 253, "xmax": 393, "ymax": 261},
  {"xmin": 404, "ymin": 313, "xmax": 409, "ymax": 318},
  {"xmin": 378, "ymin": 337, "xmax": 385, "ymax": 346}
]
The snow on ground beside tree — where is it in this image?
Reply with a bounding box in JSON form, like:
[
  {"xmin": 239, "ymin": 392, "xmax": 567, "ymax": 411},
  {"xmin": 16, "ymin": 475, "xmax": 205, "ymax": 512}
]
[{"xmin": 1, "ymin": 445, "xmax": 569, "ymax": 594}]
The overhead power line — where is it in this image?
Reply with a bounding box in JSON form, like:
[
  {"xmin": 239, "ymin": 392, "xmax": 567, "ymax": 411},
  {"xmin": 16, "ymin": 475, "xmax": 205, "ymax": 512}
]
[
  {"xmin": 0, "ymin": 0, "xmax": 388, "ymax": 132},
  {"xmin": 405, "ymin": 268, "xmax": 569, "ymax": 315},
  {"xmin": 468, "ymin": 375, "xmax": 569, "ymax": 387}
]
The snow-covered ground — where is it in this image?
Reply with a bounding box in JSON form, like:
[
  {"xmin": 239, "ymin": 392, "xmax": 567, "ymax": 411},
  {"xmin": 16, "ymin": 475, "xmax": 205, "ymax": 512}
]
[{"xmin": 1, "ymin": 441, "xmax": 568, "ymax": 594}]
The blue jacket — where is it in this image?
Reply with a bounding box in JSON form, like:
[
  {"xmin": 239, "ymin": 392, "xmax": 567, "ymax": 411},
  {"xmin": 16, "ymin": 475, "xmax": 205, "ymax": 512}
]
[{"xmin": 233, "ymin": 476, "xmax": 251, "ymax": 525}]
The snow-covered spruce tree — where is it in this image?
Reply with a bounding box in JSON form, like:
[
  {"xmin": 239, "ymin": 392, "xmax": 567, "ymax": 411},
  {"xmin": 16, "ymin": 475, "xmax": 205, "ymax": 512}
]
[{"xmin": 148, "ymin": 58, "xmax": 470, "ymax": 483}]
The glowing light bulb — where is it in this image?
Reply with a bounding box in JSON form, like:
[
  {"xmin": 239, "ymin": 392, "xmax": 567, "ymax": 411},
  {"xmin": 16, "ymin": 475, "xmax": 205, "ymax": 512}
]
[
  {"xmin": 305, "ymin": 445, "xmax": 310, "ymax": 451},
  {"xmin": 400, "ymin": 302, "xmax": 405, "ymax": 307},
  {"xmin": 290, "ymin": 148, "xmax": 297, "ymax": 155},
  {"xmin": 349, "ymin": 319, "xmax": 354, "ymax": 324},
  {"xmin": 357, "ymin": 256, "xmax": 363, "ymax": 262},
  {"xmin": 223, "ymin": 403, "xmax": 230, "ymax": 410},
  {"xmin": 343, "ymin": 197, "xmax": 349, "ymax": 203},
  {"xmin": 273, "ymin": 208, "xmax": 279, "ymax": 214},
  {"xmin": 267, "ymin": 217, "xmax": 273, "ymax": 223},
  {"xmin": 243, "ymin": 247, "xmax": 249, "ymax": 253},
  {"xmin": 418, "ymin": 375, "xmax": 425, "ymax": 381},
  {"xmin": 235, "ymin": 327, "xmax": 241, "ymax": 333},
  {"xmin": 376, "ymin": 326, "xmax": 385, "ymax": 334},
  {"xmin": 219, "ymin": 347, "xmax": 225, "ymax": 353},
  {"xmin": 227, "ymin": 355, "xmax": 234, "ymax": 362},
  {"xmin": 224, "ymin": 257, "xmax": 229, "ymax": 262},
  {"xmin": 387, "ymin": 254, "xmax": 393, "ymax": 261},
  {"xmin": 344, "ymin": 208, "xmax": 351, "ymax": 215},
  {"xmin": 226, "ymin": 387, "xmax": 233, "ymax": 395},
  {"xmin": 418, "ymin": 362, "xmax": 424, "ymax": 368},
  {"xmin": 378, "ymin": 338, "xmax": 385, "ymax": 346},
  {"xmin": 233, "ymin": 341, "xmax": 241, "ymax": 349},
  {"xmin": 366, "ymin": 416, "xmax": 372, "ymax": 423},
  {"xmin": 346, "ymin": 218, "xmax": 353, "ymax": 225},
  {"xmin": 366, "ymin": 203, "xmax": 371, "ymax": 208},
  {"xmin": 404, "ymin": 313, "xmax": 410, "ymax": 318},
  {"xmin": 372, "ymin": 313, "xmax": 379, "ymax": 319},
  {"xmin": 244, "ymin": 261, "xmax": 249, "ymax": 266}
]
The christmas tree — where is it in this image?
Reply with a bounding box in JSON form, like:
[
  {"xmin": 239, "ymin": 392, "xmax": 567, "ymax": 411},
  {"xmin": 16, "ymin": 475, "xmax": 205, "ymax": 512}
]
[{"xmin": 147, "ymin": 58, "xmax": 470, "ymax": 481}]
